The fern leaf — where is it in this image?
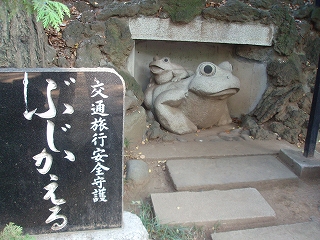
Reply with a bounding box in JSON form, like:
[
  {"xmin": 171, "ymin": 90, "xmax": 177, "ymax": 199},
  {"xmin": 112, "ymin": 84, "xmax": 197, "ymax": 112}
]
[{"xmin": 32, "ymin": 0, "xmax": 70, "ymax": 30}]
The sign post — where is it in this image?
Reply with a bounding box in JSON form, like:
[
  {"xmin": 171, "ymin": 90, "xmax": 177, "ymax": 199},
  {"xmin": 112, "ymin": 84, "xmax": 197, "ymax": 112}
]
[
  {"xmin": 0, "ymin": 69, "xmax": 124, "ymax": 234},
  {"xmin": 304, "ymin": 56, "xmax": 320, "ymax": 157}
]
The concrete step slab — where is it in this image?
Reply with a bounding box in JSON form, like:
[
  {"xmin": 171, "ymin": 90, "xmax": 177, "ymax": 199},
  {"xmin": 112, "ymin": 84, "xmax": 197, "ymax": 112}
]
[
  {"xmin": 167, "ymin": 155, "xmax": 298, "ymax": 191},
  {"xmin": 134, "ymin": 139, "xmax": 297, "ymax": 160},
  {"xmin": 151, "ymin": 188, "xmax": 276, "ymax": 229},
  {"xmin": 211, "ymin": 221, "xmax": 320, "ymax": 240}
]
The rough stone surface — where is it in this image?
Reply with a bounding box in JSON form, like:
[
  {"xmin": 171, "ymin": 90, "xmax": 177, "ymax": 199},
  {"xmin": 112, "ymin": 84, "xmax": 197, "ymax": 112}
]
[
  {"xmin": 211, "ymin": 221, "xmax": 320, "ymax": 240},
  {"xmin": 270, "ymin": 5, "xmax": 299, "ymax": 56},
  {"xmin": 166, "ymin": 155, "xmax": 298, "ymax": 191},
  {"xmin": 235, "ymin": 45, "xmax": 274, "ymax": 62},
  {"xmin": 151, "ymin": 188, "xmax": 276, "ymax": 226},
  {"xmin": 120, "ymin": 70, "xmax": 145, "ymax": 105},
  {"xmin": 75, "ymin": 36, "xmax": 107, "ymax": 67},
  {"xmin": 304, "ymin": 36, "xmax": 320, "ymax": 65},
  {"xmin": 267, "ymin": 56, "xmax": 302, "ymax": 86},
  {"xmin": 311, "ymin": 7, "xmax": 320, "ymax": 31},
  {"xmin": 126, "ymin": 160, "xmax": 149, "ymax": 185},
  {"xmin": 160, "ymin": 0, "xmax": 205, "ymax": 23},
  {"xmin": 124, "ymin": 106, "xmax": 147, "ymax": 146},
  {"xmin": 125, "ymin": 90, "xmax": 140, "ymax": 111},
  {"xmin": 129, "ymin": 17, "xmax": 275, "ymax": 46},
  {"xmin": 146, "ymin": 119, "xmax": 166, "ymax": 140},
  {"xmin": 100, "ymin": 18, "xmax": 134, "ymax": 68},
  {"xmin": 33, "ymin": 211, "xmax": 149, "ymax": 240},
  {"xmin": 97, "ymin": 2, "xmax": 141, "ymax": 20},
  {"xmin": 202, "ymin": 0, "xmax": 270, "ymax": 23},
  {"xmin": 138, "ymin": 0, "xmax": 161, "ymax": 16},
  {"xmin": 253, "ymin": 85, "xmax": 294, "ymax": 123}
]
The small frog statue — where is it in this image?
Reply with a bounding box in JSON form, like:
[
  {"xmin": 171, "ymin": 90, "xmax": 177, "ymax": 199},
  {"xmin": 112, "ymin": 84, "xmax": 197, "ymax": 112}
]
[{"xmin": 149, "ymin": 56, "xmax": 194, "ymax": 84}]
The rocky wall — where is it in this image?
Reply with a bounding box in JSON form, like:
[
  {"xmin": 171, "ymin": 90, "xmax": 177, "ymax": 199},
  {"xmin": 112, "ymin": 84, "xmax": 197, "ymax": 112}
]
[{"xmin": 46, "ymin": 0, "xmax": 320, "ymax": 145}]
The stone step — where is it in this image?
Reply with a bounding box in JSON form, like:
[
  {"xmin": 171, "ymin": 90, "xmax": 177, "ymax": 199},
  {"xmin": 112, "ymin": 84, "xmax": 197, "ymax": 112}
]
[
  {"xmin": 211, "ymin": 221, "xmax": 320, "ymax": 240},
  {"xmin": 151, "ymin": 188, "xmax": 276, "ymax": 230},
  {"xmin": 133, "ymin": 139, "xmax": 297, "ymax": 160},
  {"xmin": 166, "ymin": 155, "xmax": 298, "ymax": 191}
]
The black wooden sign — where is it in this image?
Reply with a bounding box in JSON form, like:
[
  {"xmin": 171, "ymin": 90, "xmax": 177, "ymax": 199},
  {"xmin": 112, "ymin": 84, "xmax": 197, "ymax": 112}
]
[{"xmin": 0, "ymin": 69, "xmax": 124, "ymax": 234}]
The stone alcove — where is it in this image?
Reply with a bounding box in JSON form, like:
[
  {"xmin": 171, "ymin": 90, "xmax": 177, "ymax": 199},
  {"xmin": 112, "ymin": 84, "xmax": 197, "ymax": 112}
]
[{"xmin": 127, "ymin": 16, "xmax": 275, "ymax": 118}]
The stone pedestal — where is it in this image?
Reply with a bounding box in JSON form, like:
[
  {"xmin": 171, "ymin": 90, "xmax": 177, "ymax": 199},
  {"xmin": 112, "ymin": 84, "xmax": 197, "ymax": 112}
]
[{"xmin": 33, "ymin": 212, "xmax": 149, "ymax": 240}]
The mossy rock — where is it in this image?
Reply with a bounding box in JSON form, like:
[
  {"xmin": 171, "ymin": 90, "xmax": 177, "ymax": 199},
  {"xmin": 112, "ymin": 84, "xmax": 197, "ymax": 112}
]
[
  {"xmin": 304, "ymin": 34, "xmax": 320, "ymax": 65},
  {"xmin": 160, "ymin": 0, "xmax": 206, "ymax": 23},
  {"xmin": 119, "ymin": 70, "xmax": 144, "ymax": 104},
  {"xmin": 270, "ymin": 5, "xmax": 299, "ymax": 56},
  {"xmin": 248, "ymin": 0, "xmax": 278, "ymax": 9},
  {"xmin": 266, "ymin": 54, "xmax": 302, "ymax": 86},
  {"xmin": 139, "ymin": 0, "xmax": 161, "ymax": 16},
  {"xmin": 202, "ymin": 0, "xmax": 269, "ymax": 22},
  {"xmin": 100, "ymin": 18, "xmax": 134, "ymax": 68},
  {"xmin": 311, "ymin": 6, "xmax": 320, "ymax": 30},
  {"xmin": 96, "ymin": 1, "xmax": 141, "ymax": 20}
]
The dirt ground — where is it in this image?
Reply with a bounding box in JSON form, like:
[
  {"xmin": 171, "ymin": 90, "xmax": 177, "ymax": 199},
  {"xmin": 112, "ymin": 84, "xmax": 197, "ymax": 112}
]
[{"xmin": 123, "ymin": 128, "xmax": 320, "ymax": 239}]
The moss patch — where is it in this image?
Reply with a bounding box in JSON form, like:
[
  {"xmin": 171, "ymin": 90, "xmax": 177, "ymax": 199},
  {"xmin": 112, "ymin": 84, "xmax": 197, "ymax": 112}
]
[
  {"xmin": 101, "ymin": 18, "xmax": 134, "ymax": 68},
  {"xmin": 202, "ymin": 0, "xmax": 269, "ymax": 22},
  {"xmin": 270, "ymin": 5, "xmax": 299, "ymax": 56},
  {"xmin": 119, "ymin": 70, "xmax": 144, "ymax": 104},
  {"xmin": 160, "ymin": 0, "xmax": 206, "ymax": 23}
]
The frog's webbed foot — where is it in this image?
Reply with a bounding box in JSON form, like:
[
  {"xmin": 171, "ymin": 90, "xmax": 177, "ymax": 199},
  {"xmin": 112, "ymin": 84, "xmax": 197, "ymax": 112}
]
[{"xmin": 154, "ymin": 89, "xmax": 197, "ymax": 134}]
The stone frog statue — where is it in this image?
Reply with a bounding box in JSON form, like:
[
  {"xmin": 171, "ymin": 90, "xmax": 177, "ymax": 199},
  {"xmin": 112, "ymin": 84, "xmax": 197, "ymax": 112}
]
[
  {"xmin": 149, "ymin": 56, "xmax": 194, "ymax": 84},
  {"xmin": 144, "ymin": 60, "xmax": 240, "ymax": 135}
]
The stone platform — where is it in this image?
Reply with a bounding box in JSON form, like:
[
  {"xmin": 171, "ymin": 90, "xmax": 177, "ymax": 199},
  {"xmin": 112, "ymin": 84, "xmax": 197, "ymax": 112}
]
[
  {"xmin": 33, "ymin": 212, "xmax": 148, "ymax": 240},
  {"xmin": 167, "ymin": 155, "xmax": 298, "ymax": 191},
  {"xmin": 151, "ymin": 188, "xmax": 276, "ymax": 228},
  {"xmin": 211, "ymin": 221, "xmax": 320, "ymax": 240}
]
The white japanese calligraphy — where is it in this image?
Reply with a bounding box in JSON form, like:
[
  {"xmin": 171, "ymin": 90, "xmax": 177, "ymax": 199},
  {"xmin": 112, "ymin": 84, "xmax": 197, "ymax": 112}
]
[
  {"xmin": 23, "ymin": 72, "xmax": 37, "ymax": 120},
  {"xmin": 91, "ymin": 78, "xmax": 108, "ymax": 98},
  {"xmin": 35, "ymin": 79, "xmax": 57, "ymax": 119},
  {"xmin": 91, "ymin": 100, "xmax": 109, "ymax": 116},
  {"xmin": 62, "ymin": 103, "xmax": 74, "ymax": 114},
  {"xmin": 92, "ymin": 188, "xmax": 107, "ymax": 203},
  {"xmin": 47, "ymin": 120, "xmax": 60, "ymax": 152},
  {"xmin": 33, "ymin": 148, "xmax": 53, "ymax": 175},
  {"xmin": 90, "ymin": 117, "xmax": 109, "ymax": 132},
  {"xmin": 64, "ymin": 150, "xmax": 75, "ymax": 162},
  {"xmin": 92, "ymin": 132, "xmax": 107, "ymax": 147},
  {"xmin": 45, "ymin": 206, "xmax": 68, "ymax": 231},
  {"xmin": 43, "ymin": 182, "xmax": 66, "ymax": 206}
]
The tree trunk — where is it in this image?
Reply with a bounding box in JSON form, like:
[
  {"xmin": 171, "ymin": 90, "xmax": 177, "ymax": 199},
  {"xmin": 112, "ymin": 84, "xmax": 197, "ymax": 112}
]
[{"xmin": 0, "ymin": 2, "xmax": 52, "ymax": 68}]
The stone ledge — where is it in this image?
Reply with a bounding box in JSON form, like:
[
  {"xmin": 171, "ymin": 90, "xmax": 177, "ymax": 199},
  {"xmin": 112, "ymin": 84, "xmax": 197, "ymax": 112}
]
[
  {"xmin": 129, "ymin": 17, "xmax": 274, "ymax": 46},
  {"xmin": 32, "ymin": 212, "xmax": 149, "ymax": 240}
]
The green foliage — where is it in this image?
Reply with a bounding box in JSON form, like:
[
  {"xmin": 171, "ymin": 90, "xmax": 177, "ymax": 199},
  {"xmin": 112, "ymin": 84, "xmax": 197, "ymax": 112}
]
[
  {"xmin": 0, "ymin": 222, "xmax": 35, "ymax": 240},
  {"xmin": 139, "ymin": 201, "xmax": 205, "ymax": 240},
  {"xmin": 32, "ymin": 0, "xmax": 70, "ymax": 30},
  {"xmin": 3, "ymin": 0, "xmax": 70, "ymax": 30},
  {"xmin": 124, "ymin": 137, "xmax": 131, "ymax": 150}
]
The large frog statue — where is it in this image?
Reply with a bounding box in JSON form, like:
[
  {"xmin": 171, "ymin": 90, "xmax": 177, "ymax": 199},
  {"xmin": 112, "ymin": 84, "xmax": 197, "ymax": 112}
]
[{"xmin": 144, "ymin": 59, "xmax": 240, "ymax": 135}]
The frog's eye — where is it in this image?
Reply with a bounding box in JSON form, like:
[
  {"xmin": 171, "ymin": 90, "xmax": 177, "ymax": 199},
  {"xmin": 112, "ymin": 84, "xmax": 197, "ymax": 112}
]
[
  {"xmin": 163, "ymin": 58, "xmax": 169, "ymax": 63},
  {"xmin": 200, "ymin": 63, "xmax": 216, "ymax": 76}
]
